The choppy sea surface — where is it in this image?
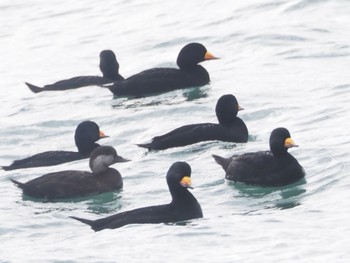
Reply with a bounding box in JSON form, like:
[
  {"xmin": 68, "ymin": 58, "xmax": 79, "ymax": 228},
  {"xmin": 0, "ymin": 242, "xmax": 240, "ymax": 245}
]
[{"xmin": 1, "ymin": 0, "xmax": 350, "ymax": 262}]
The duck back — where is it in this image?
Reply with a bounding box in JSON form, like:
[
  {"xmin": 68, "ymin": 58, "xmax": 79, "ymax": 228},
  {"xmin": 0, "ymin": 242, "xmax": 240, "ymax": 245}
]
[
  {"xmin": 12, "ymin": 168, "xmax": 122, "ymax": 200},
  {"xmin": 225, "ymin": 151, "xmax": 304, "ymax": 186},
  {"xmin": 109, "ymin": 66, "xmax": 209, "ymax": 97},
  {"xmin": 2, "ymin": 151, "xmax": 84, "ymax": 171}
]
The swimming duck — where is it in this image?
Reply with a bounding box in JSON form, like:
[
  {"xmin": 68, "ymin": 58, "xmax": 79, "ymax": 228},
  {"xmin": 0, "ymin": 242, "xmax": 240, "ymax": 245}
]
[
  {"xmin": 11, "ymin": 146, "xmax": 129, "ymax": 200},
  {"xmin": 213, "ymin": 127, "xmax": 305, "ymax": 187},
  {"xmin": 106, "ymin": 43, "xmax": 218, "ymax": 97},
  {"xmin": 1, "ymin": 121, "xmax": 107, "ymax": 171},
  {"xmin": 70, "ymin": 161, "xmax": 202, "ymax": 231},
  {"xmin": 138, "ymin": 94, "xmax": 248, "ymax": 150},
  {"xmin": 26, "ymin": 50, "xmax": 124, "ymax": 93}
]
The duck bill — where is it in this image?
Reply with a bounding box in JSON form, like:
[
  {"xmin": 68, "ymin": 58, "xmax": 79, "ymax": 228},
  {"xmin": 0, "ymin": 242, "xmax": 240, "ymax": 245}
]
[
  {"xmin": 284, "ymin": 138, "xmax": 299, "ymax": 148},
  {"xmin": 114, "ymin": 155, "xmax": 130, "ymax": 163},
  {"xmin": 204, "ymin": 51, "xmax": 219, "ymax": 61},
  {"xmin": 238, "ymin": 105, "xmax": 244, "ymax": 111},
  {"xmin": 180, "ymin": 176, "xmax": 193, "ymax": 189},
  {"xmin": 99, "ymin": 130, "xmax": 109, "ymax": 139}
]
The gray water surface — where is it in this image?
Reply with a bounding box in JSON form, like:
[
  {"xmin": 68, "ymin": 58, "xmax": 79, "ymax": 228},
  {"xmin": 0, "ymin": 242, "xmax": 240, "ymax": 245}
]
[{"xmin": 0, "ymin": 0, "xmax": 350, "ymax": 262}]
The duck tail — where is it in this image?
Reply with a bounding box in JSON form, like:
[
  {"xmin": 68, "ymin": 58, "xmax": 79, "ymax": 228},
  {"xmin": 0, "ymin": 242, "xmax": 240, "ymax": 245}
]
[
  {"xmin": 136, "ymin": 143, "xmax": 152, "ymax": 150},
  {"xmin": 70, "ymin": 216, "xmax": 99, "ymax": 231},
  {"xmin": 1, "ymin": 165, "xmax": 11, "ymax": 171},
  {"xmin": 212, "ymin": 154, "xmax": 231, "ymax": 171},
  {"xmin": 25, "ymin": 82, "xmax": 44, "ymax": 93},
  {"xmin": 11, "ymin": 179, "xmax": 25, "ymax": 189}
]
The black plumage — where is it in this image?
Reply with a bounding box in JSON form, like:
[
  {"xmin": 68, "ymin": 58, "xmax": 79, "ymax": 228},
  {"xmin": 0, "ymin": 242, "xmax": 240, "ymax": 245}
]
[
  {"xmin": 1, "ymin": 121, "xmax": 107, "ymax": 171},
  {"xmin": 138, "ymin": 94, "xmax": 248, "ymax": 150},
  {"xmin": 70, "ymin": 161, "xmax": 203, "ymax": 231},
  {"xmin": 26, "ymin": 50, "xmax": 124, "ymax": 93},
  {"xmin": 11, "ymin": 146, "xmax": 129, "ymax": 200},
  {"xmin": 106, "ymin": 43, "xmax": 218, "ymax": 97},
  {"xmin": 213, "ymin": 127, "xmax": 305, "ymax": 187}
]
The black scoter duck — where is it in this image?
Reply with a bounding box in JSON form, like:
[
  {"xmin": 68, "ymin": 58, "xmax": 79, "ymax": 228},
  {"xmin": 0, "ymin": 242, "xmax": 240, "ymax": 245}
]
[
  {"xmin": 106, "ymin": 42, "xmax": 218, "ymax": 97},
  {"xmin": 11, "ymin": 146, "xmax": 129, "ymax": 200},
  {"xmin": 26, "ymin": 50, "xmax": 124, "ymax": 93},
  {"xmin": 213, "ymin": 127, "xmax": 305, "ymax": 187},
  {"xmin": 1, "ymin": 121, "xmax": 107, "ymax": 171},
  {"xmin": 138, "ymin": 94, "xmax": 248, "ymax": 150},
  {"xmin": 70, "ymin": 161, "xmax": 203, "ymax": 231}
]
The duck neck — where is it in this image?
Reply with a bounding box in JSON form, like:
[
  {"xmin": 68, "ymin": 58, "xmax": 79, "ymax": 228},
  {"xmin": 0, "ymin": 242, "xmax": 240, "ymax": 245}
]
[
  {"xmin": 179, "ymin": 64, "xmax": 206, "ymax": 74},
  {"xmin": 103, "ymin": 70, "xmax": 120, "ymax": 80},
  {"xmin": 170, "ymin": 186, "xmax": 195, "ymax": 206},
  {"xmin": 92, "ymin": 167, "xmax": 114, "ymax": 176},
  {"xmin": 272, "ymin": 148, "xmax": 290, "ymax": 158},
  {"xmin": 218, "ymin": 115, "xmax": 239, "ymax": 126}
]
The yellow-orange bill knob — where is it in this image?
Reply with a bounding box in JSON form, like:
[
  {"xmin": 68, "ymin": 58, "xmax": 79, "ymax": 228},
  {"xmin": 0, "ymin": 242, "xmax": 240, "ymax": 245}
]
[
  {"xmin": 99, "ymin": 131, "xmax": 109, "ymax": 138},
  {"xmin": 204, "ymin": 51, "xmax": 219, "ymax": 60},
  {"xmin": 284, "ymin": 137, "xmax": 298, "ymax": 148},
  {"xmin": 180, "ymin": 176, "xmax": 193, "ymax": 189}
]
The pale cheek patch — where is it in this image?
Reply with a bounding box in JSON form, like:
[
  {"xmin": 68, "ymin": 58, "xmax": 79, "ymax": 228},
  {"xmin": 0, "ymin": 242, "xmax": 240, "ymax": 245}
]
[{"xmin": 91, "ymin": 155, "xmax": 114, "ymax": 174}]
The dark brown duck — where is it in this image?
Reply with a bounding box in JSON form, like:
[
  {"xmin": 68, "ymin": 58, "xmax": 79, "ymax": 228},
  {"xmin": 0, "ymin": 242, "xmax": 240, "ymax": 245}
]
[{"xmin": 11, "ymin": 146, "xmax": 129, "ymax": 200}]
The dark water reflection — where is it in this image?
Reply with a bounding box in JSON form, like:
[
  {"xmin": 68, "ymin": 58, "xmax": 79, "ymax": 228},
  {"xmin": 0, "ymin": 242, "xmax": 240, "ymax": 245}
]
[{"xmin": 229, "ymin": 178, "xmax": 307, "ymax": 210}]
